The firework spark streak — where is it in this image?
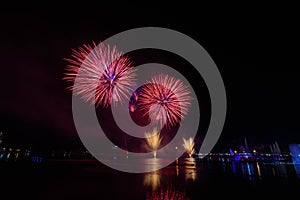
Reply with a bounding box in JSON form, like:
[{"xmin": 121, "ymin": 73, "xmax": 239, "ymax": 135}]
[
  {"xmin": 63, "ymin": 42, "xmax": 136, "ymax": 108},
  {"xmin": 183, "ymin": 137, "xmax": 195, "ymax": 157},
  {"xmin": 139, "ymin": 74, "xmax": 192, "ymax": 128},
  {"xmin": 145, "ymin": 128, "xmax": 162, "ymax": 158}
]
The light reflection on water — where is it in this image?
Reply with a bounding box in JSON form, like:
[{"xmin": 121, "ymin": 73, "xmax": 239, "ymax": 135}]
[
  {"xmin": 143, "ymin": 171, "xmax": 161, "ymax": 190},
  {"xmin": 1, "ymin": 158, "xmax": 300, "ymax": 199},
  {"xmin": 182, "ymin": 158, "xmax": 197, "ymax": 182},
  {"xmin": 227, "ymin": 160, "xmax": 296, "ymax": 179},
  {"xmin": 142, "ymin": 157, "xmax": 300, "ymax": 181},
  {"xmin": 143, "ymin": 157, "xmax": 198, "ymax": 198},
  {"xmin": 142, "ymin": 157, "xmax": 300, "ymax": 187},
  {"xmin": 141, "ymin": 157, "xmax": 300, "ymax": 199},
  {"xmin": 146, "ymin": 186, "xmax": 189, "ymax": 200},
  {"xmin": 294, "ymin": 164, "xmax": 300, "ymax": 178},
  {"xmin": 143, "ymin": 157, "xmax": 198, "ymax": 196}
]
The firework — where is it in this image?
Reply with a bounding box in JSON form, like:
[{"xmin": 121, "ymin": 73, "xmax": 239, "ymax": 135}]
[
  {"xmin": 63, "ymin": 41, "xmax": 136, "ymax": 108},
  {"xmin": 183, "ymin": 137, "xmax": 195, "ymax": 157},
  {"xmin": 145, "ymin": 128, "xmax": 162, "ymax": 158},
  {"xmin": 139, "ymin": 74, "xmax": 191, "ymax": 129}
]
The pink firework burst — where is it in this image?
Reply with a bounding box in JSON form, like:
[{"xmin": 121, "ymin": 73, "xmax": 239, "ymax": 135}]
[
  {"xmin": 139, "ymin": 74, "xmax": 192, "ymax": 128},
  {"xmin": 63, "ymin": 42, "xmax": 136, "ymax": 108}
]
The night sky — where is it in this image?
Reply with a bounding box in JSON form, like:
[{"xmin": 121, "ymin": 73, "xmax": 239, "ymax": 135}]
[{"xmin": 0, "ymin": 4, "xmax": 299, "ymax": 153}]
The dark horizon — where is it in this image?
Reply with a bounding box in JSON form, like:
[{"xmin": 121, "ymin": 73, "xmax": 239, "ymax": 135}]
[{"xmin": 0, "ymin": 5, "xmax": 299, "ymax": 153}]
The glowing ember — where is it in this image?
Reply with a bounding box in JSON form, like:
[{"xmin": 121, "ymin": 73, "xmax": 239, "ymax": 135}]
[{"xmin": 63, "ymin": 41, "xmax": 136, "ymax": 108}]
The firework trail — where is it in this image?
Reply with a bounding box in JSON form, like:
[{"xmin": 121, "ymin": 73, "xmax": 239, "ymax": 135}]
[
  {"xmin": 183, "ymin": 137, "xmax": 195, "ymax": 157},
  {"xmin": 145, "ymin": 128, "xmax": 162, "ymax": 158},
  {"xmin": 139, "ymin": 74, "xmax": 192, "ymax": 128},
  {"xmin": 63, "ymin": 41, "xmax": 136, "ymax": 108}
]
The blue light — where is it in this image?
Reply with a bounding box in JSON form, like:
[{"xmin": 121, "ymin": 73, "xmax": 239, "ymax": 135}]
[
  {"xmin": 247, "ymin": 163, "xmax": 252, "ymax": 175},
  {"xmin": 289, "ymin": 144, "xmax": 300, "ymax": 163}
]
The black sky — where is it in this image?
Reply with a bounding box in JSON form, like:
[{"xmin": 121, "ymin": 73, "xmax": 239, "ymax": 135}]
[{"xmin": 0, "ymin": 4, "xmax": 299, "ymax": 152}]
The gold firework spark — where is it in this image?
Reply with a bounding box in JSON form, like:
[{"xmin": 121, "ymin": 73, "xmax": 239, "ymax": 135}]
[
  {"xmin": 145, "ymin": 128, "xmax": 162, "ymax": 158},
  {"xmin": 183, "ymin": 137, "xmax": 195, "ymax": 157}
]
